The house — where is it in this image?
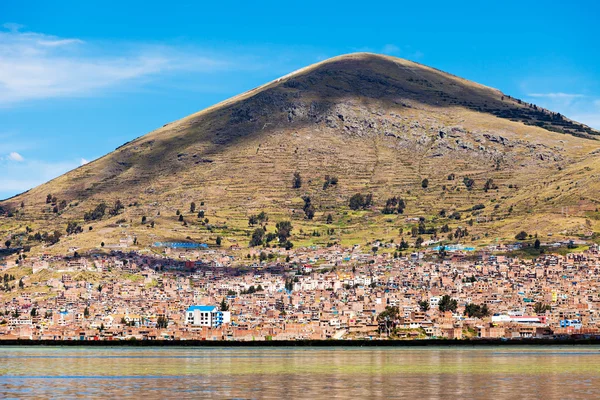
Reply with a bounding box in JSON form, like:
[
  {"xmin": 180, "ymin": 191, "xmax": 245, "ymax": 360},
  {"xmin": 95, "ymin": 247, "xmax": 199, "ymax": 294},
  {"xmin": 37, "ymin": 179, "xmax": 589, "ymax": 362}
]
[{"xmin": 185, "ymin": 305, "xmax": 230, "ymax": 328}]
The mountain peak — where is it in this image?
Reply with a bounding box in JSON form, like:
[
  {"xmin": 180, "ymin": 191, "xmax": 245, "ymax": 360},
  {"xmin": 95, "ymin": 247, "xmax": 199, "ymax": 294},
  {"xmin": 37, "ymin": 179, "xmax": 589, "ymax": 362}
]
[{"xmin": 2, "ymin": 54, "xmax": 600, "ymax": 253}]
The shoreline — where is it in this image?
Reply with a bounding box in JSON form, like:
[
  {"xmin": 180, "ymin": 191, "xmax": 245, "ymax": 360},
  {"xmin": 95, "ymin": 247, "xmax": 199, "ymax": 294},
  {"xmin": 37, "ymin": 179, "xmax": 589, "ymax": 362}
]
[{"xmin": 2, "ymin": 338, "xmax": 600, "ymax": 347}]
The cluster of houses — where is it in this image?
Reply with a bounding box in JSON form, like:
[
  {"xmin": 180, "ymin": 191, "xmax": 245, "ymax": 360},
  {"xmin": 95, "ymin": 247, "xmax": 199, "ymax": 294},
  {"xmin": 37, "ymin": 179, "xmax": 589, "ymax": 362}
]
[{"xmin": 1, "ymin": 242, "xmax": 600, "ymax": 341}]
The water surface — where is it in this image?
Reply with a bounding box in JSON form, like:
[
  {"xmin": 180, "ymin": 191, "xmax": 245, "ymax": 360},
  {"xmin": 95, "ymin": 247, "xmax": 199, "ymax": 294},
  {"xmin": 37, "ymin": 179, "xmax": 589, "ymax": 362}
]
[{"xmin": 1, "ymin": 346, "xmax": 599, "ymax": 399}]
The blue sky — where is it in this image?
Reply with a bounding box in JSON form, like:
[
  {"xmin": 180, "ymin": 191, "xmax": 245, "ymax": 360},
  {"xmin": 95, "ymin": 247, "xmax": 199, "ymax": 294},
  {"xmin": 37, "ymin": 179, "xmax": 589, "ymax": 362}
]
[{"xmin": 1, "ymin": 0, "xmax": 599, "ymax": 200}]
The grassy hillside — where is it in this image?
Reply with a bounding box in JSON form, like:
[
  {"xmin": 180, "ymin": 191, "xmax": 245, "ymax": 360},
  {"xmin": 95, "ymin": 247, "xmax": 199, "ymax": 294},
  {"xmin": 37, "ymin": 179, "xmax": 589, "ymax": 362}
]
[{"xmin": 1, "ymin": 53, "xmax": 600, "ymax": 253}]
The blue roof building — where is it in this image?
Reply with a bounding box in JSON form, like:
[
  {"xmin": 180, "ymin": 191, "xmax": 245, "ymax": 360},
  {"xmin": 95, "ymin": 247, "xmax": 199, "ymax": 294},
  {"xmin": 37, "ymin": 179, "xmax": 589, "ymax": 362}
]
[{"xmin": 185, "ymin": 305, "xmax": 230, "ymax": 328}]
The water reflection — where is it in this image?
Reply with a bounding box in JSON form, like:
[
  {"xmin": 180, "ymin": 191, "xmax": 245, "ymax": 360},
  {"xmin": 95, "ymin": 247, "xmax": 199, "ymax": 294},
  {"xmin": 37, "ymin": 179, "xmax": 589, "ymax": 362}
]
[{"xmin": 1, "ymin": 347, "xmax": 599, "ymax": 399}]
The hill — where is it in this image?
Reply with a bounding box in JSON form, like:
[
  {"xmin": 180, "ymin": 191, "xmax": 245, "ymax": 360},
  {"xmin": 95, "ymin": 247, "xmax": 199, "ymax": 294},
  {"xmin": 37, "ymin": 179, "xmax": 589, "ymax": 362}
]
[{"xmin": 2, "ymin": 53, "xmax": 600, "ymax": 253}]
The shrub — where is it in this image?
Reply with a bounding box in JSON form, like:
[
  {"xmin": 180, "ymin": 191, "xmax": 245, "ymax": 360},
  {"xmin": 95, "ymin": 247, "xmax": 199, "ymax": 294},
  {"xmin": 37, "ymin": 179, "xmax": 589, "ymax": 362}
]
[
  {"xmin": 84, "ymin": 203, "xmax": 107, "ymax": 221},
  {"xmin": 463, "ymin": 177, "xmax": 475, "ymax": 190},
  {"xmin": 515, "ymin": 231, "xmax": 528, "ymax": 240},
  {"xmin": 322, "ymin": 175, "xmax": 339, "ymax": 190},
  {"xmin": 483, "ymin": 179, "xmax": 498, "ymax": 192},
  {"xmin": 349, "ymin": 193, "xmax": 373, "ymax": 210},
  {"xmin": 292, "ymin": 172, "xmax": 302, "ymax": 189}
]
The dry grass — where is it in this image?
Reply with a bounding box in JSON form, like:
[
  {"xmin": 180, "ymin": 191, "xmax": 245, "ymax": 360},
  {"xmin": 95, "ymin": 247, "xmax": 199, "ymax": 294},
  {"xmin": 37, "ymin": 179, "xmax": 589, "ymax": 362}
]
[{"xmin": 2, "ymin": 53, "xmax": 599, "ymax": 253}]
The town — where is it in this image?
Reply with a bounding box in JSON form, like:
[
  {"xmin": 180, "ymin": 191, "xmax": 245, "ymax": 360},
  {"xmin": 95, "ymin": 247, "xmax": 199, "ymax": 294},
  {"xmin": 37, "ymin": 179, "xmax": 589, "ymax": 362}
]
[{"xmin": 1, "ymin": 239, "xmax": 599, "ymax": 341}]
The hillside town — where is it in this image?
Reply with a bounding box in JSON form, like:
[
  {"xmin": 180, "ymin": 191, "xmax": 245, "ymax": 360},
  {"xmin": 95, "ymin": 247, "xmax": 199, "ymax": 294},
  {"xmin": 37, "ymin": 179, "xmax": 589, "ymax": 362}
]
[{"xmin": 1, "ymin": 239, "xmax": 599, "ymax": 342}]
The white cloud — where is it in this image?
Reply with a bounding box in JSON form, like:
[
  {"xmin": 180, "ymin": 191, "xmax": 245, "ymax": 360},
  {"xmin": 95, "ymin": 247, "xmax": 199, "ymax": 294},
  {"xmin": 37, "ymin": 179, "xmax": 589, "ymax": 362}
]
[
  {"xmin": 525, "ymin": 91, "xmax": 600, "ymax": 130},
  {"xmin": 528, "ymin": 92, "xmax": 585, "ymax": 100},
  {"xmin": 0, "ymin": 132, "xmax": 41, "ymax": 154},
  {"xmin": 571, "ymin": 113, "xmax": 600, "ymax": 130},
  {"xmin": 349, "ymin": 45, "xmax": 423, "ymax": 60},
  {"xmin": 2, "ymin": 23, "xmax": 24, "ymax": 32},
  {"xmin": 0, "ymin": 158, "xmax": 80, "ymax": 199},
  {"xmin": 0, "ymin": 26, "xmax": 231, "ymax": 105},
  {"xmin": 7, "ymin": 152, "xmax": 24, "ymax": 161},
  {"xmin": 37, "ymin": 38, "xmax": 85, "ymax": 47},
  {"xmin": 382, "ymin": 44, "xmax": 400, "ymax": 55},
  {"xmin": 412, "ymin": 51, "xmax": 424, "ymax": 60}
]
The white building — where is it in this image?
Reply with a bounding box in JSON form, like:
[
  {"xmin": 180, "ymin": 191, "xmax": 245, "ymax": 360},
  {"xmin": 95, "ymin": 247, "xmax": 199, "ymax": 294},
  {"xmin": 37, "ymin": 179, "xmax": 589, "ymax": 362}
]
[{"xmin": 185, "ymin": 305, "xmax": 230, "ymax": 327}]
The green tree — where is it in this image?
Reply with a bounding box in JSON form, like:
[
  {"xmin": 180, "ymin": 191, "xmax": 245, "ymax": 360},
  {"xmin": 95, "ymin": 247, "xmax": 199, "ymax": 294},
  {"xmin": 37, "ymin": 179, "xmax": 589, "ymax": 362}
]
[
  {"xmin": 377, "ymin": 306, "xmax": 400, "ymax": 337},
  {"xmin": 464, "ymin": 303, "xmax": 489, "ymax": 318},
  {"xmin": 156, "ymin": 316, "xmax": 169, "ymax": 329},
  {"xmin": 438, "ymin": 245, "xmax": 447, "ymax": 260},
  {"xmin": 483, "ymin": 178, "xmax": 498, "ymax": 192},
  {"xmin": 349, "ymin": 193, "xmax": 365, "ymax": 210},
  {"xmin": 216, "ymin": 236, "xmax": 222, "ymax": 246},
  {"xmin": 349, "ymin": 193, "xmax": 373, "ymax": 211},
  {"xmin": 84, "ymin": 307, "xmax": 90, "ymax": 318},
  {"xmin": 249, "ymin": 228, "xmax": 265, "ymax": 247},
  {"xmin": 190, "ymin": 202, "xmax": 196, "ymax": 213},
  {"xmin": 4, "ymin": 240, "xmax": 10, "ymax": 249},
  {"xmin": 84, "ymin": 202, "xmax": 107, "ymax": 221},
  {"xmin": 534, "ymin": 238, "xmax": 541, "ymax": 249},
  {"xmin": 463, "ymin": 177, "xmax": 475, "ymax": 190},
  {"xmin": 515, "ymin": 231, "xmax": 528, "ymax": 240},
  {"xmin": 533, "ymin": 302, "xmax": 551, "ymax": 315},
  {"xmin": 108, "ymin": 199, "xmax": 124, "ymax": 216},
  {"xmin": 415, "ymin": 236, "xmax": 424, "ymax": 248},
  {"xmin": 220, "ymin": 298, "xmax": 229, "ymax": 311},
  {"xmin": 397, "ymin": 198, "xmax": 406, "ymax": 214},
  {"xmin": 248, "ymin": 215, "xmax": 258, "ymax": 226},
  {"xmin": 67, "ymin": 222, "xmax": 84, "ymax": 235},
  {"xmin": 481, "ymin": 304, "xmax": 489, "ymax": 317},
  {"xmin": 438, "ymin": 295, "xmax": 458, "ymax": 313},
  {"xmin": 381, "ymin": 197, "xmax": 406, "ymax": 215},
  {"xmin": 276, "ymin": 221, "xmax": 293, "ymax": 243},
  {"xmin": 398, "ymin": 238, "xmax": 409, "ymax": 250},
  {"xmin": 323, "ymin": 175, "xmax": 338, "ymax": 189},
  {"xmin": 305, "ymin": 204, "xmax": 315, "ymax": 219},
  {"xmin": 418, "ymin": 300, "xmax": 430, "ymax": 312},
  {"xmin": 302, "ymin": 196, "xmax": 315, "ymax": 220},
  {"xmin": 421, "ymin": 178, "xmax": 429, "ymax": 188},
  {"xmin": 292, "ymin": 172, "xmax": 302, "ymax": 189}
]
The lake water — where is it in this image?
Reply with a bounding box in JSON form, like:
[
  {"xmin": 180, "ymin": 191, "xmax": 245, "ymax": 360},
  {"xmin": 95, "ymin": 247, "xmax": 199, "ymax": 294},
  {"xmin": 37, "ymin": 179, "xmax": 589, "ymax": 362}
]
[{"xmin": 1, "ymin": 346, "xmax": 600, "ymax": 399}]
